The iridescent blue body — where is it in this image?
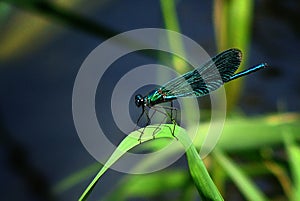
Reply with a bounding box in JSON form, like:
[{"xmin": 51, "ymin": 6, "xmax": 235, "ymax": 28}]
[{"xmin": 135, "ymin": 48, "xmax": 268, "ymax": 109}]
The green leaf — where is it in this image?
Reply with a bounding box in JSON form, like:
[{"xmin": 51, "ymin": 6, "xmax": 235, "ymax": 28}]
[
  {"xmin": 159, "ymin": 0, "xmax": 187, "ymax": 73},
  {"xmin": 213, "ymin": 0, "xmax": 255, "ymax": 111},
  {"xmin": 79, "ymin": 125, "xmax": 223, "ymax": 201},
  {"xmin": 195, "ymin": 113, "xmax": 300, "ymax": 151},
  {"xmin": 184, "ymin": 138, "xmax": 224, "ymax": 201},
  {"xmin": 102, "ymin": 170, "xmax": 189, "ymax": 201},
  {"xmin": 53, "ymin": 163, "xmax": 101, "ymax": 194},
  {"xmin": 213, "ymin": 149, "xmax": 269, "ymax": 201},
  {"xmin": 284, "ymin": 134, "xmax": 300, "ymax": 201},
  {"xmin": 78, "ymin": 125, "xmax": 179, "ymax": 201}
]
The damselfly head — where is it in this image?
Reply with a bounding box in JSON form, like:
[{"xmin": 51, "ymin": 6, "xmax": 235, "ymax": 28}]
[{"xmin": 135, "ymin": 94, "xmax": 144, "ymax": 107}]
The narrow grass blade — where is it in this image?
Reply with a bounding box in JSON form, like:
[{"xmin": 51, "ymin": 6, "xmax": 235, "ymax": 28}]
[
  {"xmin": 284, "ymin": 134, "xmax": 300, "ymax": 201},
  {"xmin": 213, "ymin": 0, "xmax": 254, "ymax": 111},
  {"xmin": 213, "ymin": 149, "xmax": 269, "ymax": 201},
  {"xmin": 160, "ymin": 0, "xmax": 187, "ymax": 72},
  {"xmin": 53, "ymin": 163, "xmax": 101, "ymax": 194}
]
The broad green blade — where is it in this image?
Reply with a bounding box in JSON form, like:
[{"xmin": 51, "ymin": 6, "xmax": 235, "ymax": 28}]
[
  {"xmin": 184, "ymin": 138, "xmax": 224, "ymax": 200},
  {"xmin": 79, "ymin": 125, "xmax": 181, "ymax": 201},
  {"xmin": 79, "ymin": 125, "xmax": 223, "ymax": 201}
]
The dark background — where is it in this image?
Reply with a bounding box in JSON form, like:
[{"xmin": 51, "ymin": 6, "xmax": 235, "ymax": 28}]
[{"xmin": 0, "ymin": 0, "xmax": 299, "ymax": 200}]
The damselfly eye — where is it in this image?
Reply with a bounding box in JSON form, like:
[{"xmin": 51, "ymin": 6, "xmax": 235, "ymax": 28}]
[{"xmin": 135, "ymin": 94, "xmax": 143, "ymax": 107}]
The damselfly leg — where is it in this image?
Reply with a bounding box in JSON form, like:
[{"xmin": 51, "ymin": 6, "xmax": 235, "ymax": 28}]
[{"xmin": 134, "ymin": 101, "xmax": 178, "ymax": 142}]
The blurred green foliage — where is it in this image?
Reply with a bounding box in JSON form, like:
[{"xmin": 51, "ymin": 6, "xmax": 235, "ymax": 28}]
[
  {"xmin": 1, "ymin": 0, "xmax": 299, "ymax": 201},
  {"xmin": 213, "ymin": 0, "xmax": 254, "ymax": 111}
]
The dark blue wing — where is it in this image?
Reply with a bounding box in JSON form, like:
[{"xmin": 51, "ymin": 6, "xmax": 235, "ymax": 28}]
[{"xmin": 161, "ymin": 48, "xmax": 242, "ymax": 99}]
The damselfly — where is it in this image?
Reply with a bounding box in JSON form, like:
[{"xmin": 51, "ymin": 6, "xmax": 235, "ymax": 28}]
[{"xmin": 134, "ymin": 48, "xmax": 268, "ymax": 140}]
